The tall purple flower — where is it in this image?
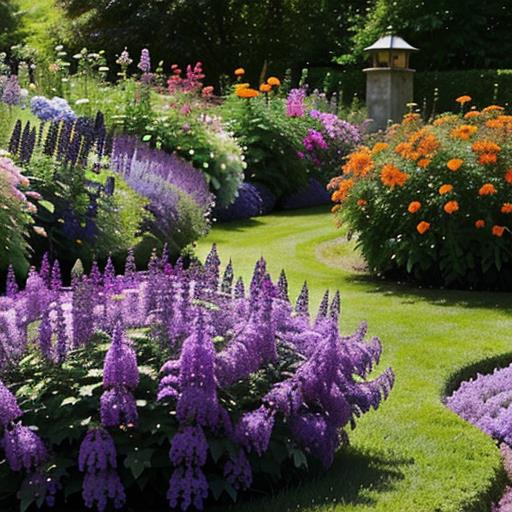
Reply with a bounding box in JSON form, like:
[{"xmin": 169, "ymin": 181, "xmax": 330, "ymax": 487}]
[
  {"xmin": 79, "ymin": 428, "xmax": 125, "ymax": 512},
  {"xmin": 100, "ymin": 324, "xmax": 139, "ymax": 427},
  {"xmin": 137, "ymin": 48, "xmax": 151, "ymax": 73},
  {"xmin": 3, "ymin": 423, "xmax": 48, "ymax": 472},
  {"xmin": 0, "ymin": 379, "xmax": 23, "ymax": 426},
  {"xmin": 235, "ymin": 406, "xmax": 274, "ymax": 456},
  {"xmin": 2, "ymin": 76, "xmax": 21, "ymax": 106},
  {"xmin": 5, "ymin": 265, "xmax": 18, "ymax": 298},
  {"xmin": 224, "ymin": 449, "xmax": 252, "ymax": 491},
  {"xmin": 102, "ymin": 324, "xmax": 139, "ymax": 389}
]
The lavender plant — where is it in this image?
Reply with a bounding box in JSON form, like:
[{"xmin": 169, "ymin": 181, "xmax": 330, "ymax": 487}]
[
  {"xmin": 110, "ymin": 135, "xmax": 212, "ymax": 254},
  {"xmin": 0, "ymin": 247, "xmax": 394, "ymax": 511}
]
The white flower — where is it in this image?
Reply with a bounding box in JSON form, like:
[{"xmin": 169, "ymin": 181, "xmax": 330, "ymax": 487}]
[
  {"xmin": 189, "ymin": 149, "xmax": 195, "ymax": 155},
  {"xmin": 55, "ymin": 45, "xmax": 64, "ymax": 51},
  {"xmin": 203, "ymin": 162, "xmax": 209, "ymax": 169},
  {"xmin": 75, "ymin": 98, "xmax": 90, "ymax": 105},
  {"xmin": 98, "ymin": 66, "xmax": 109, "ymax": 72}
]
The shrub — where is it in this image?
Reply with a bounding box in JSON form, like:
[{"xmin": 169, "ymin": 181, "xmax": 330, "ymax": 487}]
[
  {"xmin": 110, "ymin": 135, "xmax": 212, "ymax": 255},
  {"xmin": 330, "ymin": 100, "xmax": 512, "ymax": 289},
  {"xmin": 0, "ymin": 156, "xmax": 34, "ymax": 275},
  {"xmin": 222, "ymin": 80, "xmax": 362, "ymax": 200},
  {"xmin": 280, "ymin": 178, "xmax": 331, "ymax": 210},
  {"xmin": 213, "ymin": 182, "xmax": 266, "ymax": 222},
  {"xmin": 0, "ymin": 247, "xmax": 394, "ymax": 511}
]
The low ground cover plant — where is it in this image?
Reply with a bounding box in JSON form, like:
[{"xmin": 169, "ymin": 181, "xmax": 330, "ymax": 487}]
[
  {"xmin": 0, "ymin": 247, "xmax": 393, "ymax": 511},
  {"xmin": 330, "ymin": 98, "xmax": 512, "ymax": 289}
]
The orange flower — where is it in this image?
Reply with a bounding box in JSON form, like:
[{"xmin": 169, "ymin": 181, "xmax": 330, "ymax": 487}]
[
  {"xmin": 456, "ymin": 95, "xmax": 472, "ymax": 104},
  {"xmin": 267, "ymin": 77, "xmax": 281, "ymax": 87},
  {"xmin": 447, "ymin": 159, "xmax": 463, "ymax": 171},
  {"xmin": 331, "ymin": 204, "xmax": 341, "ymax": 213},
  {"xmin": 433, "ymin": 114, "xmax": 458, "ymax": 126},
  {"xmin": 343, "ymin": 148, "xmax": 374, "ymax": 177},
  {"xmin": 475, "ymin": 219, "xmax": 486, "ymax": 229},
  {"xmin": 439, "ymin": 184, "xmax": 453, "ymax": 195},
  {"xmin": 443, "ymin": 200, "xmax": 459, "ymax": 214},
  {"xmin": 403, "ymin": 112, "xmax": 421, "ymax": 124},
  {"xmin": 395, "ymin": 128, "xmax": 439, "ymax": 161},
  {"xmin": 357, "ymin": 199, "xmax": 368, "ymax": 207},
  {"xmin": 417, "ymin": 221, "xmax": 430, "ymax": 235},
  {"xmin": 450, "ymin": 124, "xmax": 478, "ymax": 140},
  {"xmin": 259, "ymin": 83, "xmax": 272, "ymax": 93},
  {"xmin": 234, "ymin": 83, "xmax": 250, "ymax": 91},
  {"xmin": 505, "ymin": 170, "xmax": 512, "ymax": 184},
  {"xmin": 371, "ymin": 142, "xmax": 389, "ymax": 155},
  {"xmin": 408, "ymin": 201, "xmax": 421, "ymax": 213},
  {"xmin": 482, "ymin": 105, "xmax": 505, "ymax": 113},
  {"xmin": 417, "ymin": 158, "xmax": 431, "ymax": 168},
  {"xmin": 331, "ymin": 178, "xmax": 354, "ymax": 203},
  {"xmin": 380, "ymin": 164, "xmax": 409, "ymax": 188},
  {"xmin": 234, "ymin": 68, "xmax": 245, "ymax": 76},
  {"xmin": 464, "ymin": 111, "xmax": 480, "ymax": 119},
  {"xmin": 236, "ymin": 87, "xmax": 259, "ymax": 98},
  {"xmin": 472, "ymin": 140, "xmax": 501, "ymax": 154},
  {"xmin": 501, "ymin": 203, "xmax": 512, "ymax": 214},
  {"xmin": 478, "ymin": 153, "xmax": 498, "ymax": 165},
  {"xmin": 479, "ymin": 183, "xmax": 497, "ymax": 196},
  {"xmin": 492, "ymin": 225, "xmax": 506, "ymax": 237}
]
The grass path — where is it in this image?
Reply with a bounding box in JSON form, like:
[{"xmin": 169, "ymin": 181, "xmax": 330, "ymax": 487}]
[{"xmin": 197, "ymin": 206, "xmax": 512, "ymax": 512}]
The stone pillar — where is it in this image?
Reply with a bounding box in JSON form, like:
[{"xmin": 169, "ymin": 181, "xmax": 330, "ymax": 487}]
[{"xmin": 364, "ymin": 67, "xmax": 414, "ymax": 131}]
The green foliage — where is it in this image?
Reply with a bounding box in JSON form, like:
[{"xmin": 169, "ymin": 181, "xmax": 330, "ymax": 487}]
[
  {"xmin": 25, "ymin": 153, "xmax": 149, "ymax": 266},
  {"xmin": 221, "ymin": 94, "xmax": 312, "ymax": 196},
  {"xmin": 0, "ymin": 0, "xmax": 23, "ymax": 51},
  {"xmin": 131, "ymin": 94, "xmax": 245, "ymax": 207}
]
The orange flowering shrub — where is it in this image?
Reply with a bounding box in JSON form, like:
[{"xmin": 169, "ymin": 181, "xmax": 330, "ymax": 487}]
[{"xmin": 330, "ymin": 96, "xmax": 512, "ymax": 289}]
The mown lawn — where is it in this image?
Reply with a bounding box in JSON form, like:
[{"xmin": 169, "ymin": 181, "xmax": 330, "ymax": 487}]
[{"xmin": 197, "ymin": 206, "xmax": 512, "ymax": 512}]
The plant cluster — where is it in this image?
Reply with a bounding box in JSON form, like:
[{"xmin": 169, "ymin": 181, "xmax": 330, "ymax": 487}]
[
  {"xmin": 0, "ymin": 247, "xmax": 394, "ymax": 511},
  {"xmin": 110, "ymin": 135, "xmax": 212, "ymax": 255},
  {"xmin": 330, "ymin": 98, "xmax": 512, "ymax": 289}
]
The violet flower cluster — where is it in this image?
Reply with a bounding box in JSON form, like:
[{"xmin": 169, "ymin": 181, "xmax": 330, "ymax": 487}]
[
  {"xmin": 0, "ymin": 246, "xmax": 394, "ymax": 511},
  {"xmin": 287, "ymin": 88, "xmax": 306, "ymax": 117},
  {"xmin": 1, "ymin": 75, "xmax": 21, "ymax": 106},
  {"xmin": 447, "ymin": 364, "xmax": 512, "ymax": 445},
  {"xmin": 30, "ymin": 96, "xmax": 77, "ymax": 123}
]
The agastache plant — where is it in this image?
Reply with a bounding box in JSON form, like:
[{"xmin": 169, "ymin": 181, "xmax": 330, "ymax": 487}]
[{"xmin": 0, "ymin": 246, "xmax": 394, "ymax": 511}]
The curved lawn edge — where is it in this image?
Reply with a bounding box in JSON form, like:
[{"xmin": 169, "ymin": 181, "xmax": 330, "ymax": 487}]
[{"xmin": 197, "ymin": 206, "xmax": 511, "ymax": 512}]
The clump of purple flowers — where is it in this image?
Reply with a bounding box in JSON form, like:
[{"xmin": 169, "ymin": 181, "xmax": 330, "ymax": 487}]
[
  {"xmin": 30, "ymin": 96, "xmax": 77, "ymax": 123},
  {"xmin": 110, "ymin": 135, "xmax": 212, "ymax": 250},
  {"xmin": 0, "ymin": 247, "xmax": 394, "ymax": 511},
  {"xmin": 447, "ymin": 364, "xmax": 512, "ymax": 445}
]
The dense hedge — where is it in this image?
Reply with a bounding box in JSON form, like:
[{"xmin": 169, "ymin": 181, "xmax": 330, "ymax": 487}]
[{"xmin": 307, "ymin": 67, "xmax": 512, "ymax": 114}]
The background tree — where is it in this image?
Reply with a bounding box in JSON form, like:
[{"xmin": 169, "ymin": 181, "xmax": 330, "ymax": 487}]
[
  {"xmin": 339, "ymin": 0, "xmax": 512, "ymax": 71},
  {"xmin": 0, "ymin": 0, "xmax": 22, "ymax": 52}
]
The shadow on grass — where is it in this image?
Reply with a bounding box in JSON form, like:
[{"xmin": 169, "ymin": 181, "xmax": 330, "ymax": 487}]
[
  {"xmin": 341, "ymin": 272, "xmax": 512, "ymax": 311},
  {"xmin": 214, "ymin": 446, "xmax": 412, "ymax": 511}
]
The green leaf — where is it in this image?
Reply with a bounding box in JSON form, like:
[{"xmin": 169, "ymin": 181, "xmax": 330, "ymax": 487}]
[
  {"xmin": 38, "ymin": 200, "xmax": 55, "ymax": 213},
  {"xmin": 79, "ymin": 382, "xmax": 103, "ymax": 397},
  {"xmin": 124, "ymin": 448, "xmax": 154, "ymax": 479},
  {"xmin": 224, "ymin": 482, "xmax": 238, "ymax": 503},
  {"xmin": 61, "ymin": 396, "xmax": 79, "ymax": 407},
  {"xmin": 142, "ymin": 134, "xmax": 152, "ymax": 142}
]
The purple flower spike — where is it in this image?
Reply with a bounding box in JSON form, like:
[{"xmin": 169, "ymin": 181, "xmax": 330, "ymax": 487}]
[
  {"xmin": 3, "ymin": 423, "xmax": 48, "ymax": 471},
  {"xmin": 103, "ymin": 324, "xmax": 139, "ymax": 389},
  {"xmin": 137, "ymin": 48, "xmax": 151, "ymax": 74},
  {"xmin": 100, "ymin": 387, "xmax": 138, "ymax": 428},
  {"xmin": 0, "ymin": 379, "xmax": 23, "ymax": 427}
]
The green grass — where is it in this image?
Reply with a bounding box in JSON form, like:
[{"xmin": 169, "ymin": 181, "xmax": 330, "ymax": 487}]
[{"xmin": 196, "ymin": 206, "xmax": 512, "ymax": 512}]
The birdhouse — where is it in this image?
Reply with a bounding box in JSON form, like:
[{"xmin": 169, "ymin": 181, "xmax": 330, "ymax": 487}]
[{"xmin": 363, "ymin": 35, "xmax": 418, "ymax": 130}]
